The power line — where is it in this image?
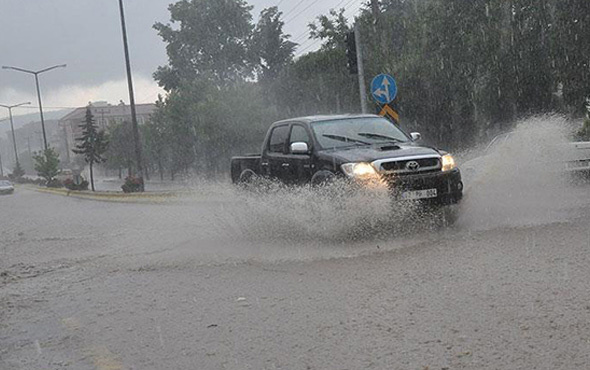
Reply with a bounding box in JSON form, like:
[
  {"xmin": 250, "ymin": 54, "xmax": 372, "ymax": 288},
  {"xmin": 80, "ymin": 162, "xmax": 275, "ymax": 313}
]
[
  {"xmin": 290, "ymin": 0, "xmax": 360, "ymax": 46},
  {"xmin": 284, "ymin": 0, "xmax": 322, "ymax": 25},
  {"xmin": 344, "ymin": 1, "xmax": 365, "ymax": 18},
  {"xmin": 293, "ymin": 0, "xmax": 364, "ymax": 56},
  {"xmin": 283, "ymin": 0, "xmax": 309, "ymax": 19}
]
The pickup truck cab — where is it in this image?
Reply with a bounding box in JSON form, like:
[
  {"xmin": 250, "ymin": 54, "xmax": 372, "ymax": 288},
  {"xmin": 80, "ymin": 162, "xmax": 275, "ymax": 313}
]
[{"xmin": 231, "ymin": 114, "xmax": 463, "ymax": 205}]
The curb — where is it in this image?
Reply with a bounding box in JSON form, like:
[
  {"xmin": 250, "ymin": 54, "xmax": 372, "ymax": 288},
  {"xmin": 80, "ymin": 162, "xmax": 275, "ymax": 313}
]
[{"xmin": 30, "ymin": 186, "xmax": 179, "ymax": 204}]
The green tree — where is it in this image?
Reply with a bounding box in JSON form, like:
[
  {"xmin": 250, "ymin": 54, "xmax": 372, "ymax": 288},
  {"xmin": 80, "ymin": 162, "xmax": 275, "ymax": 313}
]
[
  {"xmin": 11, "ymin": 162, "xmax": 25, "ymax": 179},
  {"xmin": 105, "ymin": 120, "xmax": 135, "ymax": 178},
  {"xmin": 143, "ymin": 96, "xmax": 172, "ymax": 181},
  {"xmin": 251, "ymin": 6, "xmax": 297, "ymax": 82},
  {"xmin": 552, "ymin": 0, "xmax": 590, "ymax": 114},
  {"xmin": 33, "ymin": 148, "xmax": 60, "ymax": 187},
  {"xmin": 153, "ymin": 0, "xmax": 255, "ymax": 90},
  {"xmin": 308, "ymin": 8, "xmax": 351, "ymax": 50},
  {"xmin": 72, "ymin": 108, "xmax": 109, "ymax": 191}
]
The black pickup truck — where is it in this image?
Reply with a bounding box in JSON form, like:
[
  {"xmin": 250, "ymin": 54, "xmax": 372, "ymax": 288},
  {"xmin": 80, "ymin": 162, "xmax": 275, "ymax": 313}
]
[{"xmin": 231, "ymin": 114, "xmax": 463, "ymax": 205}]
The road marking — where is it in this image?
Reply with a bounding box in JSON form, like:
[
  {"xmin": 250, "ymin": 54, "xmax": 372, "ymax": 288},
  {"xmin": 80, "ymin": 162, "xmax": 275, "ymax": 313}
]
[
  {"xmin": 62, "ymin": 317, "xmax": 82, "ymax": 331},
  {"xmin": 62, "ymin": 317, "xmax": 125, "ymax": 370},
  {"xmin": 88, "ymin": 346, "xmax": 124, "ymax": 370},
  {"xmin": 34, "ymin": 339, "xmax": 42, "ymax": 355}
]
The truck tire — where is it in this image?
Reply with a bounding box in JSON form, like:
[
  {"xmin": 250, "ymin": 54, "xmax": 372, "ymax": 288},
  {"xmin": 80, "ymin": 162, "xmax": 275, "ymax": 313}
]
[
  {"xmin": 238, "ymin": 169, "xmax": 258, "ymax": 185},
  {"xmin": 237, "ymin": 169, "xmax": 265, "ymax": 192},
  {"xmin": 311, "ymin": 170, "xmax": 336, "ymax": 187}
]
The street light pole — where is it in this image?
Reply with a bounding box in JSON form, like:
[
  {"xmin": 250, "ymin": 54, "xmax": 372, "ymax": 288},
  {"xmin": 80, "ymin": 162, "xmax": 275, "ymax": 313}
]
[
  {"xmin": 118, "ymin": 0, "xmax": 144, "ymax": 191},
  {"xmin": 2, "ymin": 64, "xmax": 66, "ymax": 151},
  {"xmin": 0, "ymin": 102, "xmax": 31, "ymax": 167},
  {"xmin": 0, "ymin": 143, "xmax": 3, "ymax": 178}
]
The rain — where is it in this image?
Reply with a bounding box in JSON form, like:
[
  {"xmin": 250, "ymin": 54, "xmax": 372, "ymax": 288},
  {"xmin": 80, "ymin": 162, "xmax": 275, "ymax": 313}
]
[{"xmin": 1, "ymin": 1, "xmax": 590, "ymax": 369}]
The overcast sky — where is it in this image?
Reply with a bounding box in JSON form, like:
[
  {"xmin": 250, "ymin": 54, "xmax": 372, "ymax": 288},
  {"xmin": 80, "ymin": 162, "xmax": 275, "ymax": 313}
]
[{"xmin": 0, "ymin": 0, "xmax": 364, "ymax": 121}]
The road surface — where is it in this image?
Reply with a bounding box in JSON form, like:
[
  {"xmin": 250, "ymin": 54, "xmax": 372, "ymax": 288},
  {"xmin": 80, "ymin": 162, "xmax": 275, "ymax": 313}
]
[{"xmin": 2, "ymin": 184, "xmax": 590, "ymax": 370}]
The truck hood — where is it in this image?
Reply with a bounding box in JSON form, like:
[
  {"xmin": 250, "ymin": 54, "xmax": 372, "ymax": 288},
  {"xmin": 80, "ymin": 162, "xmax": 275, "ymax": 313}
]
[{"xmin": 319, "ymin": 144, "xmax": 442, "ymax": 164}]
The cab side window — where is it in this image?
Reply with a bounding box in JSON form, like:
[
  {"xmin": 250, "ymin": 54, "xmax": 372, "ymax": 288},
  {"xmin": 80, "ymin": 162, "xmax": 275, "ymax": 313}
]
[
  {"xmin": 268, "ymin": 125, "xmax": 290, "ymax": 153},
  {"xmin": 290, "ymin": 125, "xmax": 311, "ymax": 145}
]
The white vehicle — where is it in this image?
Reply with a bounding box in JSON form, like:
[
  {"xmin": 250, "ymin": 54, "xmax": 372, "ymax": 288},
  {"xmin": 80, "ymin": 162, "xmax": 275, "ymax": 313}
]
[
  {"xmin": 462, "ymin": 130, "xmax": 590, "ymax": 188},
  {"xmin": 0, "ymin": 180, "xmax": 14, "ymax": 195}
]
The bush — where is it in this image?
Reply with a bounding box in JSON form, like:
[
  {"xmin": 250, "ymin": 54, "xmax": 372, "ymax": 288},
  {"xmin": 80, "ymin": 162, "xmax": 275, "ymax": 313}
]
[
  {"xmin": 64, "ymin": 178, "xmax": 89, "ymax": 191},
  {"xmin": 45, "ymin": 179, "xmax": 64, "ymax": 188},
  {"xmin": 577, "ymin": 118, "xmax": 590, "ymax": 141},
  {"xmin": 121, "ymin": 176, "xmax": 143, "ymax": 193}
]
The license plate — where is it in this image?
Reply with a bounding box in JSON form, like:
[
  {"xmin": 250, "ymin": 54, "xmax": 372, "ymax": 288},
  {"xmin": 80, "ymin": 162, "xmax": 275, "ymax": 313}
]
[
  {"xmin": 566, "ymin": 160, "xmax": 590, "ymax": 170},
  {"xmin": 400, "ymin": 188, "xmax": 437, "ymax": 200}
]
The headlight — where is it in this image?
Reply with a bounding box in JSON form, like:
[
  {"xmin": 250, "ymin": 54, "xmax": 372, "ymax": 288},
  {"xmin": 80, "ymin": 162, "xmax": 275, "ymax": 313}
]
[
  {"xmin": 441, "ymin": 154, "xmax": 456, "ymax": 172},
  {"xmin": 341, "ymin": 162, "xmax": 378, "ymax": 178}
]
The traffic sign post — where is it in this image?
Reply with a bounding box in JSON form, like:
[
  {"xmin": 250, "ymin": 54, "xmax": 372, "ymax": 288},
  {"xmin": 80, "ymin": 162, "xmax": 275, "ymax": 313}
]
[
  {"xmin": 371, "ymin": 74, "xmax": 399, "ymax": 123},
  {"xmin": 378, "ymin": 105, "xmax": 399, "ymax": 122}
]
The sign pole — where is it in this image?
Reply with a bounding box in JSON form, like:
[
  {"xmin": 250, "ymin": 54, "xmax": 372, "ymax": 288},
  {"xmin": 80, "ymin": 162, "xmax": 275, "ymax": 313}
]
[{"xmin": 354, "ymin": 22, "xmax": 368, "ymax": 114}]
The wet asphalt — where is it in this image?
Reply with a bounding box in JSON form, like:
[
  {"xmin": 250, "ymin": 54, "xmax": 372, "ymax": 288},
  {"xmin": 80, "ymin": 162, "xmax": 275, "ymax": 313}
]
[{"xmin": 2, "ymin": 187, "xmax": 590, "ymax": 370}]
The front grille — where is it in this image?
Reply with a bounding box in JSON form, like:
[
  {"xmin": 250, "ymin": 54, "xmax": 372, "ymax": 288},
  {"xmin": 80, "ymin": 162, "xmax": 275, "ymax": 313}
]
[{"xmin": 379, "ymin": 157, "xmax": 441, "ymax": 174}]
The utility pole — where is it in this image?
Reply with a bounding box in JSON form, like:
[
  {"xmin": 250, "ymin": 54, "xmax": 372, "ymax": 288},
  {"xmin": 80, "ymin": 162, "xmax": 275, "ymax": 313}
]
[
  {"xmin": 354, "ymin": 22, "xmax": 368, "ymax": 114},
  {"xmin": 2, "ymin": 65, "xmax": 66, "ymax": 151},
  {"xmin": 371, "ymin": 0, "xmax": 380, "ymax": 20},
  {"xmin": 0, "ymin": 102, "xmax": 31, "ymax": 167},
  {"xmin": 370, "ymin": 0, "xmax": 386, "ymax": 62},
  {"xmin": 118, "ymin": 0, "xmax": 144, "ymax": 191},
  {"xmin": 0, "ymin": 141, "xmax": 4, "ymax": 177}
]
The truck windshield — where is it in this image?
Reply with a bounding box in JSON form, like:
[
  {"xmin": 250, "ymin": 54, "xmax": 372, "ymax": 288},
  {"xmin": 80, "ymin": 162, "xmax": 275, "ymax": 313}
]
[{"xmin": 311, "ymin": 117, "xmax": 410, "ymax": 149}]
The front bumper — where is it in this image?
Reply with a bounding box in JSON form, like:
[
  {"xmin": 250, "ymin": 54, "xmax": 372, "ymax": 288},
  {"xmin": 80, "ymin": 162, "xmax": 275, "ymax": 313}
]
[{"xmin": 382, "ymin": 168, "xmax": 463, "ymax": 205}]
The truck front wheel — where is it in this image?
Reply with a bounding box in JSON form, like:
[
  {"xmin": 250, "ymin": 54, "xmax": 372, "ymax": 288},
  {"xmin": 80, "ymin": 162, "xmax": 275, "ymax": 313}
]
[{"xmin": 311, "ymin": 170, "xmax": 336, "ymax": 187}]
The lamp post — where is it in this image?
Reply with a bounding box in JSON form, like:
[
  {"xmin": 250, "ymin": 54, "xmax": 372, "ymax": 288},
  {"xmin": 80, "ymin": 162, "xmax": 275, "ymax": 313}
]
[
  {"xmin": 118, "ymin": 0, "xmax": 144, "ymax": 191},
  {"xmin": 2, "ymin": 64, "xmax": 66, "ymax": 151},
  {"xmin": 0, "ymin": 102, "xmax": 31, "ymax": 167},
  {"xmin": 0, "ymin": 143, "xmax": 4, "ymax": 177},
  {"xmin": 0, "ymin": 119, "xmax": 6, "ymax": 178}
]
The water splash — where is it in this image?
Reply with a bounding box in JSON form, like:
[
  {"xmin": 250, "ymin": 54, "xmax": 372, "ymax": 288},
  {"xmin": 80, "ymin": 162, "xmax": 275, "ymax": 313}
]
[{"xmin": 458, "ymin": 114, "xmax": 588, "ymax": 230}]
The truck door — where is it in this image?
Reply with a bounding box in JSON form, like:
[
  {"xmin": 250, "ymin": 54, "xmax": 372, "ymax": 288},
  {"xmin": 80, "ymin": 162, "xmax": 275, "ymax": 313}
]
[
  {"xmin": 262, "ymin": 124, "xmax": 290, "ymax": 181},
  {"xmin": 284, "ymin": 124, "xmax": 313, "ymax": 185}
]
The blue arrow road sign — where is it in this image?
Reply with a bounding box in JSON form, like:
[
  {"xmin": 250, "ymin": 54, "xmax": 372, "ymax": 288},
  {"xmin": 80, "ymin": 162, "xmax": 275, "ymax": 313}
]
[{"xmin": 371, "ymin": 74, "xmax": 397, "ymax": 104}]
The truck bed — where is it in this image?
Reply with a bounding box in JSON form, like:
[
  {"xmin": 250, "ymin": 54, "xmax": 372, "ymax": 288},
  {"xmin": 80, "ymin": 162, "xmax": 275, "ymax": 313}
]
[{"xmin": 230, "ymin": 155, "xmax": 262, "ymax": 183}]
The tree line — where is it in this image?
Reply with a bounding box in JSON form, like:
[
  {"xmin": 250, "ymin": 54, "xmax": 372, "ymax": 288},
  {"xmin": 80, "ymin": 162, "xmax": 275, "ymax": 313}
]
[{"xmin": 105, "ymin": 0, "xmax": 589, "ymax": 180}]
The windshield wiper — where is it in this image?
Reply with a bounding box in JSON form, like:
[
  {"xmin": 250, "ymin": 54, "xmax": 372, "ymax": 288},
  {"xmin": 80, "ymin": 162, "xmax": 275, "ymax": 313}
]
[
  {"xmin": 322, "ymin": 134, "xmax": 370, "ymax": 145},
  {"xmin": 357, "ymin": 132, "xmax": 405, "ymax": 142}
]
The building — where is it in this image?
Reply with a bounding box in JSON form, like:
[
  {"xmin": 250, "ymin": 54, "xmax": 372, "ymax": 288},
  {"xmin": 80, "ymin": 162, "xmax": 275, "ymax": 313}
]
[{"xmin": 59, "ymin": 101, "xmax": 155, "ymax": 165}]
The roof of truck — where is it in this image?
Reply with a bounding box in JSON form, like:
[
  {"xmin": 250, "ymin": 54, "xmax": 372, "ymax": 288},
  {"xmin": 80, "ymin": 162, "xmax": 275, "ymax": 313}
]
[{"xmin": 273, "ymin": 114, "xmax": 380, "ymax": 125}]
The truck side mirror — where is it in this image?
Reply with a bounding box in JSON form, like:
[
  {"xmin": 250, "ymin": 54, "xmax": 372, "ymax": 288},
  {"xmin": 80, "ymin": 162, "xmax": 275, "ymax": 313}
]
[
  {"xmin": 410, "ymin": 132, "xmax": 422, "ymax": 142},
  {"xmin": 290, "ymin": 142, "xmax": 309, "ymax": 154}
]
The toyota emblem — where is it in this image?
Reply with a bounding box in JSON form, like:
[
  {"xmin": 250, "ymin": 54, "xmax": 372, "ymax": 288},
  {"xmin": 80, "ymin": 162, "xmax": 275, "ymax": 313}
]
[{"xmin": 406, "ymin": 161, "xmax": 420, "ymax": 171}]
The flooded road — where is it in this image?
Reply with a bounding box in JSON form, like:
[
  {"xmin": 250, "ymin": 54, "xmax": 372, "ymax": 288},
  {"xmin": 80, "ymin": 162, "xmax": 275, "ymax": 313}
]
[
  {"xmin": 3, "ymin": 116, "xmax": 590, "ymax": 369},
  {"xmin": 2, "ymin": 180, "xmax": 590, "ymax": 369}
]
